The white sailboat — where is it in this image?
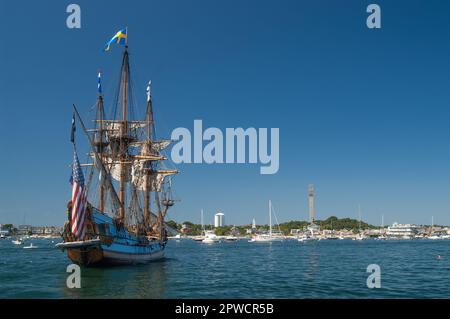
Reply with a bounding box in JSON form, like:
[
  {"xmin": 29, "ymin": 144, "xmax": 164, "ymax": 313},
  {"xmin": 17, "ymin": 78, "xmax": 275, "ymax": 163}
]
[
  {"xmin": 353, "ymin": 205, "xmax": 367, "ymax": 241},
  {"xmin": 377, "ymin": 215, "xmax": 387, "ymax": 240},
  {"xmin": 428, "ymin": 216, "xmax": 442, "ymax": 239},
  {"xmin": 193, "ymin": 209, "xmax": 206, "ymax": 241},
  {"xmin": 250, "ymin": 200, "xmax": 284, "ymax": 242}
]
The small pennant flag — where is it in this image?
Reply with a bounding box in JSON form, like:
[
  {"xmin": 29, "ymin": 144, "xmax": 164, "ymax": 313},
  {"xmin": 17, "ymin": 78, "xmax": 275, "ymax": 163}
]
[
  {"xmin": 70, "ymin": 113, "xmax": 76, "ymax": 144},
  {"xmin": 147, "ymin": 80, "xmax": 152, "ymax": 102},
  {"xmin": 98, "ymin": 70, "xmax": 102, "ymax": 94}
]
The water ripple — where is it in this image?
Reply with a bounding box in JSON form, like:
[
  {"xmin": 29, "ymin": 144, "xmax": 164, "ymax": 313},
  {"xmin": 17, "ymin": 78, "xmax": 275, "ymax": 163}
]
[{"xmin": 0, "ymin": 239, "xmax": 449, "ymax": 298}]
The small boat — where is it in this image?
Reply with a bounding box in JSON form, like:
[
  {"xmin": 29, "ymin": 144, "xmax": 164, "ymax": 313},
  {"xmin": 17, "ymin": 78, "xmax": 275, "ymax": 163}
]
[
  {"xmin": 23, "ymin": 243, "xmax": 38, "ymax": 249},
  {"xmin": 202, "ymin": 230, "xmax": 219, "ymax": 244},
  {"xmin": 250, "ymin": 200, "xmax": 284, "ymax": 243},
  {"xmin": 224, "ymin": 236, "xmax": 238, "ymax": 242},
  {"xmin": 193, "ymin": 209, "xmax": 207, "ymax": 242},
  {"xmin": 353, "ymin": 206, "xmax": 367, "ymax": 241},
  {"xmin": 298, "ymin": 235, "xmax": 315, "ymax": 242},
  {"xmin": 12, "ymin": 239, "xmax": 23, "ymax": 245},
  {"xmin": 375, "ymin": 235, "xmax": 387, "ymax": 240},
  {"xmin": 353, "ymin": 233, "xmax": 367, "ymax": 241}
]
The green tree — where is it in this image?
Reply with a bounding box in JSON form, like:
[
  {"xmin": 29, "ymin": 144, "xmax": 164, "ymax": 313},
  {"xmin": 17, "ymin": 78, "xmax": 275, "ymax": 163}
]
[{"xmin": 166, "ymin": 220, "xmax": 179, "ymax": 230}]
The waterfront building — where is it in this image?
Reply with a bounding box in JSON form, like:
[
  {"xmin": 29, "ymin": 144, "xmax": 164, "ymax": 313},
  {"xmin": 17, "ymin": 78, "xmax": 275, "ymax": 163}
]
[{"xmin": 17, "ymin": 225, "xmax": 32, "ymax": 236}]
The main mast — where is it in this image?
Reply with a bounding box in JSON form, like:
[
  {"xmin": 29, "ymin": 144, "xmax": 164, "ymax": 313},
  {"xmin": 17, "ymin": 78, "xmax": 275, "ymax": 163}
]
[{"xmin": 97, "ymin": 70, "xmax": 105, "ymax": 212}]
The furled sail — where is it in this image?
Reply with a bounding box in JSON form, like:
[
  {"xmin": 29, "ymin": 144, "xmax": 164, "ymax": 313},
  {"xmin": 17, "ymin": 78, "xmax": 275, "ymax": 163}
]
[
  {"xmin": 131, "ymin": 163, "xmax": 178, "ymax": 191},
  {"xmin": 99, "ymin": 120, "xmax": 148, "ymax": 130},
  {"xmin": 91, "ymin": 154, "xmax": 133, "ymax": 183},
  {"xmin": 130, "ymin": 140, "xmax": 171, "ymax": 152}
]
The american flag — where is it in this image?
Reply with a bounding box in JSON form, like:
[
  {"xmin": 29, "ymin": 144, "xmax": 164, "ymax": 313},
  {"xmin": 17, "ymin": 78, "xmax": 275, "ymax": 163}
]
[{"xmin": 70, "ymin": 149, "xmax": 87, "ymax": 240}]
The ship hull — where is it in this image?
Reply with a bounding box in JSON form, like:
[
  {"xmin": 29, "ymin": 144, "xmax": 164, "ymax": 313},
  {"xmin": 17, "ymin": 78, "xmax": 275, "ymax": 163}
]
[
  {"xmin": 60, "ymin": 207, "xmax": 167, "ymax": 266},
  {"xmin": 66, "ymin": 243, "xmax": 165, "ymax": 266}
]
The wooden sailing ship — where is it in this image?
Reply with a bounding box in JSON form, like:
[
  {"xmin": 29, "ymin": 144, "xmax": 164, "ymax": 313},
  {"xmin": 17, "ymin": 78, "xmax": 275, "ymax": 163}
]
[{"xmin": 56, "ymin": 44, "xmax": 179, "ymax": 266}]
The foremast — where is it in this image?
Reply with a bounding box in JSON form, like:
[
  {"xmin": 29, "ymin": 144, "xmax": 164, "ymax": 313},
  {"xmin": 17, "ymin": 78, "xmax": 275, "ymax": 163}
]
[
  {"xmin": 119, "ymin": 47, "xmax": 129, "ymax": 223},
  {"xmin": 144, "ymin": 81, "xmax": 153, "ymax": 230}
]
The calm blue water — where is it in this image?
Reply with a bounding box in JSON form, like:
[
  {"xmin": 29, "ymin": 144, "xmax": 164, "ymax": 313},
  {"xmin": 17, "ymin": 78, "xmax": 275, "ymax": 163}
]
[{"xmin": 0, "ymin": 238, "xmax": 449, "ymax": 298}]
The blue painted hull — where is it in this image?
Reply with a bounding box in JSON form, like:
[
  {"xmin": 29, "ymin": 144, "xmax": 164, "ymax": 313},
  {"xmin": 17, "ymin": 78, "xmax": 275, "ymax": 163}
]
[{"xmin": 65, "ymin": 208, "xmax": 166, "ymax": 266}]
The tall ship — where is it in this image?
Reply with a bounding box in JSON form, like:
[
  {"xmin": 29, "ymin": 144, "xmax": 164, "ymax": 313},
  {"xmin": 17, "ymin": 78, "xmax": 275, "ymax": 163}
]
[{"xmin": 56, "ymin": 29, "xmax": 179, "ymax": 266}]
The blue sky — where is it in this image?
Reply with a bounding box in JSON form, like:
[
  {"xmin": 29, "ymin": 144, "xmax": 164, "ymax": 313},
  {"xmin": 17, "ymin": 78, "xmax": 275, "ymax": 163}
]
[{"xmin": 1, "ymin": 0, "xmax": 450, "ymax": 227}]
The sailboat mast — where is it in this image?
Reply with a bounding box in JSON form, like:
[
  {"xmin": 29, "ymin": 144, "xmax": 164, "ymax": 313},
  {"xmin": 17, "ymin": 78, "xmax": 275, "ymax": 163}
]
[
  {"xmin": 431, "ymin": 216, "xmax": 434, "ymax": 234},
  {"xmin": 200, "ymin": 209, "xmax": 204, "ymax": 230},
  {"xmin": 119, "ymin": 48, "xmax": 129, "ymax": 222},
  {"xmin": 269, "ymin": 200, "xmax": 272, "ymax": 237},
  {"xmin": 358, "ymin": 205, "xmax": 362, "ymax": 232}
]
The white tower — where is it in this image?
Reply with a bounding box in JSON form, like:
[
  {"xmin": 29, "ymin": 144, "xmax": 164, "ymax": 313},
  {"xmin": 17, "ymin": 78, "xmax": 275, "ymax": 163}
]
[{"xmin": 214, "ymin": 212, "xmax": 225, "ymax": 228}]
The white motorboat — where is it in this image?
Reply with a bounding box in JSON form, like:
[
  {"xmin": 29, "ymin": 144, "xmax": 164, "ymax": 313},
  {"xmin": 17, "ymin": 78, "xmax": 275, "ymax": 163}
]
[
  {"xmin": 23, "ymin": 243, "xmax": 38, "ymax": 249},
  {"xmin": 202, "ymin": 230, "xmax": 219, "ymax": 243},
  {"xmin": 298, "ymin": 235, "xmax": 315, "ymax": 242},
  {"xmin": 12, "ymin": 239, "xmax": 23, "ymax": 245}
]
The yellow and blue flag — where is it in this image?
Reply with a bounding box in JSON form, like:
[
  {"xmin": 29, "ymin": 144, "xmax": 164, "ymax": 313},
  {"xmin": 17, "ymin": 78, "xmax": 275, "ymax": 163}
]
[{"xmin": 104, "ymin": 28, "xmax": 127, "ymax": 52}]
